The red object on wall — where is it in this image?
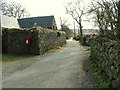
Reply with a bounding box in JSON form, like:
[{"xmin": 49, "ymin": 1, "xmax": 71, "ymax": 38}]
[{"xmin": 25, "ymin": 36, "xmax": 31, "ymax": 45}]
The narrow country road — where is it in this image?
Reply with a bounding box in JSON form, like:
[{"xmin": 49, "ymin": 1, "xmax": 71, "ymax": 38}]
[{"xmin": 2, "ymin": 39, "xmax": 97, "ymax": 88}]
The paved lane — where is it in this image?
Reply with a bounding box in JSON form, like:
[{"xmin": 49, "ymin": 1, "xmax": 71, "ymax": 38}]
[{"xmin": 2, "ymin": 40, "xmax": 97, "ymax": 88}]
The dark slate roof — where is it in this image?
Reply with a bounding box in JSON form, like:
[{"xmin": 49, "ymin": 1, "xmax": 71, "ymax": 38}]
[{"xmin": 17, "ymin": 15, "xmax": 55, "ymax": 28}]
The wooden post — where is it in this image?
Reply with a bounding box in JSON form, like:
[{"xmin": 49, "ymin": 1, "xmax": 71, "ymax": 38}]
[{"xmin": 74, "ymin": 21, "xmax": 76, "ymax": 38}]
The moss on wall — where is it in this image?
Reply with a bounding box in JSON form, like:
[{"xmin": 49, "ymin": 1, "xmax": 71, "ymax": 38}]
[
  {"xmin": 90, "ymin": 36, "xmax": 120, "ymax": 87},
  {"xmin": 2, "ymin": 26, "xmax": 66, "ymax": 55}
]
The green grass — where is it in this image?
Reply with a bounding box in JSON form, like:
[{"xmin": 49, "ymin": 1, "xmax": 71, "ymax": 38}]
[
  {"xmin": 90, "ymin": 62, "xmax": 112, "ymax": 88},
  {"xmin": 2, "ymin": 53, "xmax": 34, "ymax": 62},
  {"xmin": 0, "ymin": 54, "xmax": 2, "ymax": 61},
  {"xmin": 2, "ymin": 48, "xmax": 58, "ymax": 62}
]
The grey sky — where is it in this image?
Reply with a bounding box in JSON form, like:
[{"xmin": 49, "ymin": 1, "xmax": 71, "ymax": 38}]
[{"xmin": 6, "ymin": 0, "xmax": 97, "ymax": 29}]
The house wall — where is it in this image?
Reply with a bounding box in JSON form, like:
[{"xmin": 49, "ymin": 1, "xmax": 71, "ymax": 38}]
[
  {"xmin": 1, "ymin": 15, "xmax": 19, "ymax": 28},
  {"xmin": 52, "ymin": 18, "xmax": 57, "ymax": 30},
  {"xmin": 2, "ymin": 26, "xmax": 66, "ymax": 55},
  {"xmin": 90, "ymin": 36, "xmax": 120, "ymax": 87}
]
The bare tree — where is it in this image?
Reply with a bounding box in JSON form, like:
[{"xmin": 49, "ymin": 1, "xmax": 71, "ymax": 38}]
[
  {"xmin": 60, "ymin": 17, "xmax": 68, "ymax": 31},
  {"xmin": 59, "ymin": 17, "xmax": 73, "ymax": 39},
  {"xmin": 0, "ymin": 2, "xmax": 30, "ymax": 18},
  {"xmin": 88, "ymin": 0, "xmax": 119, "ymax": 39},
  {"xmin": 0, "ymin": 0, "xmax": 6, "ymax": 4},
  {"xmin": 65, "ymin": 0, "xmax": 86, "ymax": 36}
]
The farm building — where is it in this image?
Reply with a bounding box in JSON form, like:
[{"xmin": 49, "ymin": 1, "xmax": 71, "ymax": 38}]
[
  {"xmin": 17, "ymin": 15, "xmax": 57, "ymax": 30},
  {"xmin": 1, "ymin": 15, "xmax": 19, "ymax": 28}
]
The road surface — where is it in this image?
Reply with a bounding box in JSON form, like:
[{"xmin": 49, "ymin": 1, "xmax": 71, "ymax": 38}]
[{"xmin": 2, "ymin": 39, "xmax": 97, "ymax": 88}]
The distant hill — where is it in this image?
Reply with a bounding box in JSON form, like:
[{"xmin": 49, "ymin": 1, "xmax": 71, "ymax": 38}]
[{"xmin": 70, "ymin": 29, "xmax": 99, "ymax": 35}]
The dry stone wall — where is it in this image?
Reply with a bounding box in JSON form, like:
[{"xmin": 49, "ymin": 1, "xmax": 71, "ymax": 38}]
[
  {"xmin": 90, "ymin": 36, "xmax": 120, "ymax": 87},
  {"xmin": 2, "ymin": 26, "xmax": 66, "ymax": 55}
]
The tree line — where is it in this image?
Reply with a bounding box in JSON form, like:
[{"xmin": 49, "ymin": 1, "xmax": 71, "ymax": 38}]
[
  {"xmin": 0, "ymin": 1, "xmax": 30, "ymax": 18},
  {"xmin": 65, "ymin": 0, "xmax": 120, "ymax": 40}
]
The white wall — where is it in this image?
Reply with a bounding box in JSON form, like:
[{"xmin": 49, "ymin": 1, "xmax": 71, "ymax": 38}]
[{"xmin": 1, "ymin": 15, "xmax": 19, "ymax": 28}]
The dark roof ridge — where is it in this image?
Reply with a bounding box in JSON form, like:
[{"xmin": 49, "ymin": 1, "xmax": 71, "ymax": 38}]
[{"xmin": 18, "ymin": 15, "xmax": 54, "ymax": 20}]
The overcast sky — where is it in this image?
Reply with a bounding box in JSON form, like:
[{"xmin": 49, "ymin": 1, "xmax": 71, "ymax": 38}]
[{"xmin": 5, "ymin": 0, "xmax": 97, "ymax": 29}]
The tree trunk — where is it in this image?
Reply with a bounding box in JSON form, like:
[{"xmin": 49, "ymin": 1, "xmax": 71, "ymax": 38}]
[
  {"xmin": 79, "ymin": 23, "xmax": 83, "ymax": 36},
  {"xmin": 78, "ymin": 28, "xmax": 80, "ymax": 37}
]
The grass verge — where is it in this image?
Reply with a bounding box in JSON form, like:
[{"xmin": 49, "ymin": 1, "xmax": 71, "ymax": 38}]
[
  {"xmin": 90, "ymin": 58, "xmax": 112, "ymax": 88},
  {"xmin": 2, "ymin": 53, "xmax": 34, "ymax": 62}
]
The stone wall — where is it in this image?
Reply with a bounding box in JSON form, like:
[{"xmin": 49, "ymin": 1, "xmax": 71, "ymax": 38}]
[
  {"xmin": 2, "ymin": 26, "xmax": 66, "ymax": 55},
  {"xmin": 79, "ymin": 35, "xmax": 97, "ymax": 46},
  {"xmin": 90, "ymin": 36, "xmax": 120, "ymax": 87}
]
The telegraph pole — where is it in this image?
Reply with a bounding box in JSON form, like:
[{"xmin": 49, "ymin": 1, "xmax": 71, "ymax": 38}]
[{"xmin": 73, "ymin": 21, "xmax": 76, "ymax": 38}]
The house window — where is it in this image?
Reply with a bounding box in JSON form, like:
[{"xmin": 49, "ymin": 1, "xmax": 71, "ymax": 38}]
[{"xmin": 48, "ymin": 27, "xmax": 52, "ymax": 29}]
